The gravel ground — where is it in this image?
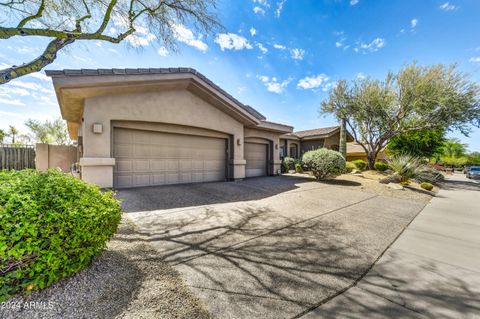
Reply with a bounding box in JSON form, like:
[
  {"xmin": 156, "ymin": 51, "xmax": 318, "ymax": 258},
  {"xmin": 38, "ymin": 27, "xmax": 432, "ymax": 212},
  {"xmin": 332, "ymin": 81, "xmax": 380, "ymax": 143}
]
[
  {"xmin": 287, "ymin": 171, "xmax": 435, "ymax": 203},
  {"xmin": 0, "ymin": 219, "xmax": 211, "ymax": 319}
]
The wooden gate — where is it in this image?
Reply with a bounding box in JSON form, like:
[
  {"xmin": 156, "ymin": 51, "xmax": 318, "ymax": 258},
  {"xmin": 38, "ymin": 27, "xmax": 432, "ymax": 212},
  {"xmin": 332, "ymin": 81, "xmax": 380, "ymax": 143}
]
[{"xmin": 0, "ymin": 145, "xmax": 36, "ymax": 170}]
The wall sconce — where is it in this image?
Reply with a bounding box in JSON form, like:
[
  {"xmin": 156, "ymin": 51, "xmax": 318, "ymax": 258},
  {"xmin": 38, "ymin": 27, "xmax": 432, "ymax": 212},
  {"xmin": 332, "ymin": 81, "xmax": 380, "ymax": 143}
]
[
  {"xmin": 237, "ymin": 138, "xmax": 242, "ymax": 146},
  {"xmin": 92, "ymin": 123, "xmax": 103, "ymax": 134},
  {"xmin": 275, "ymin": 143, "xmax": 278, "ymax": 149}
]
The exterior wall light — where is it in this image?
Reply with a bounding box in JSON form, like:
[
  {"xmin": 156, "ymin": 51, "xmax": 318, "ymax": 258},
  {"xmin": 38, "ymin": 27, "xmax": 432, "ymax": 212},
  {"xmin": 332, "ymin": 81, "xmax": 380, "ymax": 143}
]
[
  {"xmin": 237, "ymin": 138, "xmax": 242, "ymax": 145},
  {"xmin": 92, "ymin": 123, "xmax": 103, "ymax": 134}
]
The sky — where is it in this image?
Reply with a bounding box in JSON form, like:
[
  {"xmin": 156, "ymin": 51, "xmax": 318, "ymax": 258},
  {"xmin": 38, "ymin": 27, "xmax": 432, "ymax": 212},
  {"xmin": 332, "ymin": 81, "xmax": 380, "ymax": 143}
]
[{"xmin": 1, "ymin": 0, "xmax": 480, "ymax": 151}]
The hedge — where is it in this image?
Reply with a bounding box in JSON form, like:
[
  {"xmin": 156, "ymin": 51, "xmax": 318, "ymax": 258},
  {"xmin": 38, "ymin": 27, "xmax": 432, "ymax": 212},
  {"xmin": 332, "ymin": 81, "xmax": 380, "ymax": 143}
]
[
  {"xmin": 0, "ymin": 170, "xmax": 122, "ymax": 301},
  {"xmin": 302, "ymin": 148, "xmax": 346, "ymax": 180}
]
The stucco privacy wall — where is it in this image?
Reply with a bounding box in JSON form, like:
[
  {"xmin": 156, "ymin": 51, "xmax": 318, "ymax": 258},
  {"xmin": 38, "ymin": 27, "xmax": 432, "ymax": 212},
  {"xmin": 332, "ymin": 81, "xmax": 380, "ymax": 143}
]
[
  {"xmin": 82, "ymin": 89, "xmax": 246, "ymax": 187},
  {"xmin": 36, "ymin": 143, "xmax": 78, "ymax": 172},
  {"xmin": 244, "ymin": 127, "xmax": 283, "ymax": 174}
]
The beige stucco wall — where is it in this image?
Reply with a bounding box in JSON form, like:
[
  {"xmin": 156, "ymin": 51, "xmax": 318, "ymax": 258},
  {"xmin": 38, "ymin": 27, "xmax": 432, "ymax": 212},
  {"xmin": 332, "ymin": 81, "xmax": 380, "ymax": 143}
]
[
  {"xmin": 244, "ymin": 127, "xmax": 283, "ymax": 175},
  {"xmin": 81, "ymin": 88, "xmax": 246, "ymax": 187},
  {"xmin": 36, "ymin": 143, "xmax": 78, "ymax": 173},
  {"xmin": 323, "ymin": 132, "xmax": 341, "ymax": 149}
]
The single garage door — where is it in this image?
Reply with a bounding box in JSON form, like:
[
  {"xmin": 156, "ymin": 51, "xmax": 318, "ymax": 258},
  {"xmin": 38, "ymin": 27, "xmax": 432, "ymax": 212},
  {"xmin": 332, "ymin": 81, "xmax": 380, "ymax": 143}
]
[
  {"xmin": 245, "ymin": 142, "xmax": 268, "ymax": 177},
  {"xmin": 114, "ymin": 128, "xmax": 227, "ymax": 188}
]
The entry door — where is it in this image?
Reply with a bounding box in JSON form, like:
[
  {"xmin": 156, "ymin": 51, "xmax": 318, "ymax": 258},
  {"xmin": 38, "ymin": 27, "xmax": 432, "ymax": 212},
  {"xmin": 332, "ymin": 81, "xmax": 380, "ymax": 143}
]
[
  {"xmin": 245, "ymin": 142, "xmax": 268, "ymax": 177},
  {"xmin": 113, "ymin": 128, "xmax": 227, "ymax": 188}
]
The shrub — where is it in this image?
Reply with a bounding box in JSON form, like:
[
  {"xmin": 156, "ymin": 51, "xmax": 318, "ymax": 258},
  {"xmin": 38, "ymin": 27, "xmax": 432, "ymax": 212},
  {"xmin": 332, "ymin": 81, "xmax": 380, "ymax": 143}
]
[
  {"xmin": 420, "ymin": 182, "xmax": 434, "ymax": 191},
  {"xmin": 281, "ymin": 160, "xmax": 289, "ymax": 173},
  {"xmin": 0, "ymin": 170, "xmax": 122, "ymax": 301},
  {"xmin": 282, "ymin": 157, "xmax": 295, "ymax": 170},
  {"xmin": 295, "ymin": 163, "xmax": 303, "ymax": 173},
  {"xmin": 352, "ymin": 159, "xmax": 367, "ymax": 171},
  {"xmin": 374, "ymin": 161, "xmax": 389, "ymax": 171},
  {"xmin": 387, "ymin": 154, "xmax": 445, "ymax": 184},
  {"xmin": 302, "ymin": 148, "xmax": 346, "ymax": 180},
  {"xmin": 346, "ymin": 161, "xmax": 356, "ymax": 173}
]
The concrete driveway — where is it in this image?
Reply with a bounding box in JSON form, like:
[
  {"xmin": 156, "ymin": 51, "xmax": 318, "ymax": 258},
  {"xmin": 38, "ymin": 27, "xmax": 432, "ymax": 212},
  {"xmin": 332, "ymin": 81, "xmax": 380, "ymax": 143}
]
[{"xmin": 119, "ymin": 175, "xmax": 426, "ymax": 318}]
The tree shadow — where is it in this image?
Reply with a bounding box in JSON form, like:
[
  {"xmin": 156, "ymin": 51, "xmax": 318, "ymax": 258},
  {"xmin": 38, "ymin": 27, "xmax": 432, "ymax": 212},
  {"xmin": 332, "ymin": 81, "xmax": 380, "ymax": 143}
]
[
  {"xmin": 319, "ymin": 179, "xmax": 362, "ymax": 187},
  {"xmin": 120, "ymin": 201, "xmax": 420, "ymax": 318},
  {"xmin": 118, "ymin": 175, "xmax": 315, "ymax": 213},
  {"xmin": 440, "ymin": 179, "xmax": 480, "ymax": 191}
]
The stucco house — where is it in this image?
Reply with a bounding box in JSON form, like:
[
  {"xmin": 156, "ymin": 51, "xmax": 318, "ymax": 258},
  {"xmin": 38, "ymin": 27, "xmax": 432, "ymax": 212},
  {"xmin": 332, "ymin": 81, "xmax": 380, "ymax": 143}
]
[
  {"xmin": 346, "ymin": 142, "xmax": 387, "ymax": 162},
  {"xmin": 279, "ymin": 126, "xmax": 354, "ymax": 159},
  {"xmin": 46, "ymin": 68, "xmax": 293, "ymax": 189}
]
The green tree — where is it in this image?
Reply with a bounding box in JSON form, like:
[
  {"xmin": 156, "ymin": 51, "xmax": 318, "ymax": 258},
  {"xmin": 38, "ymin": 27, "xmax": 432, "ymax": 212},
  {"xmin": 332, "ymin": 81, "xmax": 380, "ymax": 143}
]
[
  {"xmin": 441, "ymin": 138, "xmax": 467, "ymax": 157},
  {"xmin": 387, "ymin": 129, "xmax": 446, "ymax": 158},
  {"xmin": 25, "ymin": 118, "xmax": 70, "ymax": 145},
  {"xmin": 467, "ymin": 152, "xmax": 480, "ymax": 165},
  {"xmin": 0, "ymin": 129, "xmax": 5, "ymax": 144},
  {"xmin": 320, "ymin": 63, "xmax": 480, "ymax": 169},
  {"xmin": 0, "ymin": 0, "xmax": 220, "ymax": 84},
  {"xmin": 7, "ymin": 126, "xmax": 18, "ymax": 144}
]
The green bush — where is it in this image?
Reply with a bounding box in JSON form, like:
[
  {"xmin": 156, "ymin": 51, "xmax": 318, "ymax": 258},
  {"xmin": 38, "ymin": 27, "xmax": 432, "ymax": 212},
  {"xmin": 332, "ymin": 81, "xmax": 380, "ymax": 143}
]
[
  {"xmin": 281, "ymin": 160, "xmax": 289, "ymax": 173},
  {"xmin": 346, "ymin": 161, "xmax": 356, "ymax": 173},
  {"xmin": 0, "ymin": 170, "xmax": 122, "ymax": 301},
  {"xmin": 302, "ymin": 148, "xmax": 346, "ymax": 180},
  {"xmin": 282, "ymin": 157, "xmax": 295, "ymax": 170},
  {"xmin": 374, "ymin": 161, "xmax": 389, "ymax": 171},
  {"xmin": 352, "ymin": 159, "xmax": 367, "ymax": 171},
  {"xmin": 295, "ymin": 163, "xmax": 303, "ymax": 173},
  {"xmin": 420, "ymin": 182, "xmax": 434, "ymax": 191},
  {"xmin": 387, "ymin": 154, "xmax": 444, "ymax": 184}
]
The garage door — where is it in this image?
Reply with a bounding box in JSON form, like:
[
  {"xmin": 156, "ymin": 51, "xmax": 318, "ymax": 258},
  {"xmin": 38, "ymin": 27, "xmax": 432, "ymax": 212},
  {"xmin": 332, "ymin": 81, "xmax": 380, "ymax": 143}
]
[
  {"xmin": 245, "ymin": 142, "xmax": 268, "ymax": 177},
  {"xmin": 114, "ymin": 128, "xmax": 227, "ymax": 188}
]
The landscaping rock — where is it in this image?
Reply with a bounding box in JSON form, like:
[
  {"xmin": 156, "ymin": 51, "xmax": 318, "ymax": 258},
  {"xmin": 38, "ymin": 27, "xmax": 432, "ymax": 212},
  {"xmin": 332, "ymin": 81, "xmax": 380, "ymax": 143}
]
[
  {"xmin": 379, "ymin": 174, "xmax": 402, "ymax": 184},
  {"xmin": 387, "ymin": 183, "xmax": 404, "ymax": 190}
]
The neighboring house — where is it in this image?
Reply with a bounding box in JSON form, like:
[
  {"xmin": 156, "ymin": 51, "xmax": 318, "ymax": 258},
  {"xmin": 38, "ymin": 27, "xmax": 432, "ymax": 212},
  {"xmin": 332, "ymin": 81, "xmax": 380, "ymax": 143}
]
[
  {"xmin": 46, "ymin": 68, "xmax": 292, "ymax": 188},
  {"xmin": 280, "ymin": 126, "xmax": 354, "ymax": 159},
  {"xmin": 346, "ymin": 142, "xmax": 387, "ymax": 162}
]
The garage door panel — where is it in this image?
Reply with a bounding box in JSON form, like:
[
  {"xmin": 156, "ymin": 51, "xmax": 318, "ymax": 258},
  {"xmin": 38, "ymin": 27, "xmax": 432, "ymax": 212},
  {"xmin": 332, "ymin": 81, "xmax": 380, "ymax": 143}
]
[
  {"xmin": 114, "ymin": 128, "xmax": 226, "ymax": 188},
  {"xmin": 245, "ymin": 142, "xmax": 267, "ymax": 178}
]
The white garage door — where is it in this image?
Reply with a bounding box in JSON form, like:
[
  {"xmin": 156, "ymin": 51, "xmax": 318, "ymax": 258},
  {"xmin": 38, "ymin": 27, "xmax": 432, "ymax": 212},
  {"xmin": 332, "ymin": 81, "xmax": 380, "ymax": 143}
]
[
  {"xmin": 245, "ymin": 142, "xmax": 268, "ymax": 177},
  {"xmin": 114, "ymin": 128, "xmax": 227, "ymax": 188}
]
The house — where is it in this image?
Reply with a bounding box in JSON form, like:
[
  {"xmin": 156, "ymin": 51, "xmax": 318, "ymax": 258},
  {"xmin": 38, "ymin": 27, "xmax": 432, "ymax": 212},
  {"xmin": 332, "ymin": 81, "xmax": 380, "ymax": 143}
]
[
  {"xmin": 46, "ymin": 68, "xmax": 293, "ymax": 189},
  {"xmin": 279, "ymin": 126, "xmax": 354, "ymax": 159},
  {"xmin": 346, "ymin": 142, "xmax": 387, "ymax": 162}
]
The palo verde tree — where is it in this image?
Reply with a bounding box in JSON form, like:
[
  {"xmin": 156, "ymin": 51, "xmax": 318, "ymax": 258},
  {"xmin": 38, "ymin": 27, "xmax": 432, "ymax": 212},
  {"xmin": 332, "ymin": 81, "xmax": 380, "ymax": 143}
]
[
  {"xmin": 387, "ymin": 128, "xmax": 446, "ymax": 158},
  {"xmin": 321, "ymin": 63, "xmax": 480, "ymax": 169},
  {"xmin": 0, "ymin": 0, "xmax": 220, "ymax": 84}
]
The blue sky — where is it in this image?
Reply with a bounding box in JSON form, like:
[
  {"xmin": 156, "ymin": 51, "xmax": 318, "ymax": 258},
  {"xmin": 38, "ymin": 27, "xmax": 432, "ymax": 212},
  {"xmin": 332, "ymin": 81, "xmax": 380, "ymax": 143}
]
[{"xmin": 1, "ymin": 0, "xmax": 480, "ymax": 151}]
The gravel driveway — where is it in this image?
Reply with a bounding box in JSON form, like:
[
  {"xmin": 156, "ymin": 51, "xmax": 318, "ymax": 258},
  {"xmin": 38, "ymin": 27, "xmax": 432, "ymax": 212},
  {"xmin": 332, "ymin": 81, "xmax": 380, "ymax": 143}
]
[{"xmin": 120, "ymin": 175, "xmax": 428, "ymax": 318}]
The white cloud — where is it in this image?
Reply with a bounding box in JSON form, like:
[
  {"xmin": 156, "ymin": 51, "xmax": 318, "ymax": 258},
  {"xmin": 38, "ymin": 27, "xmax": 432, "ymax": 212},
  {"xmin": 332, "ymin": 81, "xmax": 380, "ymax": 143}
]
[
  {"xmin": 173, "ymin": 24, "xmax": 208, "ymax": 52},
  {"xmin": 411, "ymin": 18, "xmax": 418, "ymax": 28},
  {"xmin": 125, "ymin": 26, "xmax": 156, "ymax": 47},
  {"xmin": 215, "ymin": 33, "xmax": 253, "ymax": 51},
  {"xmin": 350, "ymin": 0, "xmax": 359, "ymax": 5},
  {"xmin": 290, "ymin": 48, "xmax": 305, "ymax": 60},
  {"xmin": 253, "ymin": 0, "xmax": 269, "ymax": 6},
  {"xmin": 157, "ymin": 47, "xmax": 168, "ymax": 56},
  {"xmin": 356, "ymin": 72, "xmax": 367, "ymax": 80},
  {"xmin": 258, "ymin": 75, "xmax": 291, "ymax": 94},
  {"xmin": 297, "ymin": 74, "xmax": 330, "ymax": 90},
  {"xmin": 335, "ymin": 41, "xmax": 343, "ymax": 48},
  {"xmin": 253, "ymin": 6, "xmax": 266, "ymax": 14},
  {"xmin": 0, "ymin": 97, "xmax": 26, "ymax": 106},
  {"xmin": 439, "ymin": 2, "xmax": 456, "ymax": 11},
  {"xmin": 257, "ymin": 43, "xmax": 268, "ymax": 54},
  {"xmin": 469, "ymin": 56, "xmax": 480, "ymax": 63},
  {"xmin": 27, "ymin": 72, "xmax": 49, "ymax": 81},
  {"xmin": 273, "ymin": 43, "xmax": 286, "ymax": 50},
  {"xmin": 250, "ymin": 27, "xmax": 257, "ymax": 36},
  {"xmin": 356, "ymin": 38, "xmax": 386, "ymax": 53},
  {"xmin": 9, "ymin": 80, "xmax": 43, "ymax": 91},
  {"xmin": 275, "ymin": 0, "xmax": 287, "ymax": 17},
  {"xmin": 0, "ymin": 87, "xmax": 30, "ymax": 96}
]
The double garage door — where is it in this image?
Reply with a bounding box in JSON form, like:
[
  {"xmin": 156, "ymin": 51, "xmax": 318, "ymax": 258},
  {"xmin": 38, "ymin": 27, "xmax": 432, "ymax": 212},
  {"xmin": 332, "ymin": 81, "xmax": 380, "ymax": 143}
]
[{"xmin": 114, "ymin": 128, "xmax": 227, "ymax": 188}]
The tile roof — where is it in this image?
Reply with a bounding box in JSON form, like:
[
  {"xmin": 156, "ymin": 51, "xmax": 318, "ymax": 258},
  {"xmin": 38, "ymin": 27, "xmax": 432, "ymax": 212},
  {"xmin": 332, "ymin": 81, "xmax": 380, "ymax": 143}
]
[
  {"xmin": 289, "ymin": 126, "xmax": 340, "ymax": 138},
  {"xmin": 45, "ymin": 67, "xmax": 267, "ymax": 121}
]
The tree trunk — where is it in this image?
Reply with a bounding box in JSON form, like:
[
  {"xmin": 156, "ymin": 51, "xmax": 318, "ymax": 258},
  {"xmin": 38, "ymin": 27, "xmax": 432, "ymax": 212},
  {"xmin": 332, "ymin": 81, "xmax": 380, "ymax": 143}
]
[
  {"xmin": 367, "ymin": 151, "xmax": 376, "ymax": 170},
  {"xmin": 339, "ymin": 117, "xmax": 347, "ymax": 159}
]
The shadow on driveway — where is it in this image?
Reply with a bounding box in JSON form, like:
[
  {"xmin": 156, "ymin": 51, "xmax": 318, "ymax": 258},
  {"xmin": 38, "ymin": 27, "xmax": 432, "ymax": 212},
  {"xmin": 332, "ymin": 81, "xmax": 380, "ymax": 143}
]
[{"xmin": 118, "ymin": 175, "xmax": 319, "ymax": 212}]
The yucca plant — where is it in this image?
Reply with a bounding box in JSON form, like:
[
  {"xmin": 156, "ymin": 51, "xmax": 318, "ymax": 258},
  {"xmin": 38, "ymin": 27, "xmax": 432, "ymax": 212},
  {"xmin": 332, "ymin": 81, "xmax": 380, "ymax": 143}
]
[{"xmin": 387, "ymin": 154, "xmax": 444, "ymax": 184}]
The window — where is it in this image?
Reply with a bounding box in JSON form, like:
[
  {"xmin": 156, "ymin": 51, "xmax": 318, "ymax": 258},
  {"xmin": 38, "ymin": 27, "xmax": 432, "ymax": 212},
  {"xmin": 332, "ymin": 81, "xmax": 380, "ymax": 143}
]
[{"xmin": 289, "ymin": 144, "xmax": 298, "ymax": 159}]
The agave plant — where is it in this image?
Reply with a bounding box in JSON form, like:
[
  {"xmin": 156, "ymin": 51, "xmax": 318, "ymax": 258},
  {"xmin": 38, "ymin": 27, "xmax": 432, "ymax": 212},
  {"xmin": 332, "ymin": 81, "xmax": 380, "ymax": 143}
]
[{"xmin": 387, "ymin": 154, "xmax": 444, "ymax": 184}]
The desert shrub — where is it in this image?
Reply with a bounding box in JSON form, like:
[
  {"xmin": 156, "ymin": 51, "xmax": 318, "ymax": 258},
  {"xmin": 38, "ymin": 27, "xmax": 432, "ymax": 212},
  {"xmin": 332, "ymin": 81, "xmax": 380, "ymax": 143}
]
[
  {"xmin": 352, "ymin": 159, "xmax": 367, "ymax": 171},
  {"xmin": 374, "ymin": 161, "xmax": 389, "ymax": 171},
  {"xmin": 420, "ymin": 182, "xmax": 434, "ymax": 191},
  {"xmin": 302, "ymin": 148, "xmax": 346, "ymax": 180},
  {"xmin": 0, "ymin": 170, "xmax": 122, "ymax": 301},
  {"xmin": 282, "ymin": 157, "xmax": 296, "ymax": 170},
  {"xmin": 387, "ymin": 154, "xmax": 444, "ymax": 184},
  {"xmin": 295, "ymin": 163, "xmax": 303, "ymax": 173},
  {"xmin": 346, "ymin": 161, "xmax": 356, "ymax": 173},
  {"xmin": 281, "ymin": 160, "xmax": 289, "ymax": 173}
]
